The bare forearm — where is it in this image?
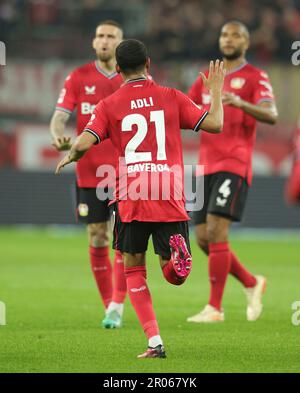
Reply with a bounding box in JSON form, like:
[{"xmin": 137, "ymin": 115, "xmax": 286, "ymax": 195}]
[
  {"xmin": 50, "ymin": 110, "xmax": 70, "ymax": 139},
  {"xmin": 240, "ymin": 100, "xmax": 278, "ymax": 124},
  {"xmin": 67, "ymin": 136, "xmax": 89, "ymax": 162},
  {"xmin": 67, "ymin": 131, "xmax": 98, "ymax": 162},
  {"xmin": 200, "ymin": 89, "xmax": 223, "ymax": 133}
]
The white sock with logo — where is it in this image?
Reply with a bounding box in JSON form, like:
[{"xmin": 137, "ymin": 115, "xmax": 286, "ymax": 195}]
[
  {"xmin": 148, "ymin": 335, "xmax": 163, "ymax": 348},
  {"xmin": 106, "ymin": 301, "xmax": 124, "ymax": 316}
]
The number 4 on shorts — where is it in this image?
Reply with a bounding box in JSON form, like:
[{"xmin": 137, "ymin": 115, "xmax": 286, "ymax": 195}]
[{"xmin": 218, "ymin": 179, "xmax": 232, "ymax": 198}]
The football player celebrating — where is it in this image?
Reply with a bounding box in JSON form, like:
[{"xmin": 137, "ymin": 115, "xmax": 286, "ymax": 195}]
[
  {"xmin": 187, "ymin": 21, "xmax": 278, "ymax": 323},
  {"xmin": 50, "ymin": 21, "xmax": 127, "ymax": 329},
  {"xmin": 55, "ymin": 39, "xmax": 225, "ymax": 357}
]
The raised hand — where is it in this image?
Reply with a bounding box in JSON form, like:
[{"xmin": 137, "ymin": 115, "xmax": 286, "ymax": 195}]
[
  {"xmin": 200, "ymin": 60, "xmax": 226, "ymax": 92},
  {"xmin": 52, "ymin": 136, "xmax": 72, "ymax": 151}
]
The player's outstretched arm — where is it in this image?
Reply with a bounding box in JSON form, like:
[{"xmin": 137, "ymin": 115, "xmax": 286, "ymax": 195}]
[
  {"xmin": 50, "ymin": 110, "xmax": 72, "ymax": 151},
  {"xmin": 197, "ymin": 60, "xmax": 225, "ymax": 133},
  {"xmin": 222, "ymin": 93, "xmax": 278, "ymax": 124},
  {"xmin": 55, "ymin": 131, "xmax": 97, "ymax": 174}
]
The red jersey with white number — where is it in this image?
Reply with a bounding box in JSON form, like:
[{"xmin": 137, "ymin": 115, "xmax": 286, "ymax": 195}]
[
  {"xmin": 188, "ymin": 62, "xmax": 275, "ymax": 184},
  {"xmin": 56, "ymin": 61, "xmax": 123, "ymax": 187},
  {"xmin": 85, "ymin": 78, "xmax": 208, "ymax": 222}
]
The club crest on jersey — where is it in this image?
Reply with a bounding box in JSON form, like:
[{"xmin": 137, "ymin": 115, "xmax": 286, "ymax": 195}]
[
  {"xmin": 230, "ymin": 77, "xmax": 246, "ymax": 89},
  {"xmin": 85, "ymin": 85, "xmax": 96, "ymax": 95},
  {"xmin": 78, "ymin": 203, "xmax": 89, "ymax": 217}
]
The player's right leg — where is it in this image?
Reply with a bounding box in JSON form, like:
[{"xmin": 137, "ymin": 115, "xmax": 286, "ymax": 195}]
[
  {"xmin": 77, "ymin": 187, "xmax": 114, "ymax": 315},
  {"xmin": 112, "ymin": 206, "xmax": 166, "ymax": 358}
]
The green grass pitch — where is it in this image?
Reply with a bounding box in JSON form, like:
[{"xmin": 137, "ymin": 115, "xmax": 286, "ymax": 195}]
[{"xmin": 0, "ymin": 227, "xmax": 300, "ymax": 373}]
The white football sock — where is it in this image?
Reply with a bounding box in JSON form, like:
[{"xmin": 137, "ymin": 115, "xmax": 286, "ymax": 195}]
[{"xmin": 148, "ymin": 335, "xmax": 163, "ymax": 348}]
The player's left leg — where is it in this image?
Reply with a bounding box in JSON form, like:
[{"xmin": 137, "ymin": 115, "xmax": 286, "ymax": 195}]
[
  {"xmin": 124, "ymin": 252, "xmax": 166, "ymax": 359},
  {"xmin": 112, "ymin": 209, "xmax": 165, "ymax": 358}
]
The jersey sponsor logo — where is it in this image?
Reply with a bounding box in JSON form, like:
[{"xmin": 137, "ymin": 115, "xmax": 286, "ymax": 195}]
[
  {"xmin": 57, "ymin": 88, "xmax": 66, "ymax": 104},
  {"xmin": 127, "ymin": 163, "xmax": 170, "ymax": 173},
  {"xmin": 85, "ymin": 85, "xmax": 96, "ymax": 95},
  {"xmin": 259, "ymin": 80, "xmax": 273, "ymax": 93},
  {"xmin": 130, "ymin": 97, "xmax": 154, "ymax": 109},
  {"xmin": 260, "ymin": 91, "xmax": 274, "ymax": 97},
  {"xmin": 260, "ymin": 71, "xmax": 268, "ymax": 79},
  {"xmin": 78, "ymin": 203, "xmax": 89, "ymax": 216},
  {"xmin": 230, "ymin": 77, "xmax": 246, "ymax": 89},
  {"xmin": 202, "ymin": 93, "xmax": 211, "ymax": 104},
  {"xmin": 130, "ymin": 285, "xmax": 146, "ymax": 293},
  {"xmin": 81, "ymin": 102, "xmax": 96, "ymax": 115}
]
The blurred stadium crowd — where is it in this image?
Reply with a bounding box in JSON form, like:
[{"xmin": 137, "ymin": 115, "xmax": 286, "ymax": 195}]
[{"xmin": 1, "ymin": 0, "xmax": 300, "ymax": 62}]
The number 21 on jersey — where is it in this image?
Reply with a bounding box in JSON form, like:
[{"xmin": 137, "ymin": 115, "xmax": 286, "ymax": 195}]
[{"xmin": 122, "ymin": 110, "xmax": 166, "ymax": 164}]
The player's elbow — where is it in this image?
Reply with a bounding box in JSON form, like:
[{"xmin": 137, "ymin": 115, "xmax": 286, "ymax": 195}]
[
  {"xmin": 209, "ymin": 118, "xmax": 223, "ymax": 133},
  {"xmin": 214, "ymin": 119, "xmax": 223, "ymax": 133},
  {"xmin": 201, "ymin": 114, "xmax": 223, "ymax": 133}
]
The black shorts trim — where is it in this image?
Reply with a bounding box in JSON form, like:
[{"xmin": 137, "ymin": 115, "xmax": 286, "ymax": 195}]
[
  {"xmin": 112, "ymin": 204, "xmax": 190, "ymax": 260},
  {"xmin": 193, "ymin": 172, "xmax": 248, "ymax": 224}
]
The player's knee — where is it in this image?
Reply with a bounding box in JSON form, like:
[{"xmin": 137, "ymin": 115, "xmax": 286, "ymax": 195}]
[
  {"xmin": 87, "ymin": 223, "xmax": 109, "ymax": 247},
  {"xmin": 196, "ymin": 235, "xmax": 209, "ymax": 255},
  {"xmin": 207, "ymin": 221, "xmax": 228, "ymax": 244}
]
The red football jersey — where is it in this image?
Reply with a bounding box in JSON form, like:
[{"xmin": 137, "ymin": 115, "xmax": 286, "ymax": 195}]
[
  {"xmin": 292, "ymin": 127, "xmax": 300, "ymax": 163},
  {"xmin": 188, "ymin": 62, "xmax": 275, "ymax": 184},
  {"xmin": 56, "ymin": 61, "xmax": 123, "ymax": 187},
  {"xmin": 286, "ymin": 127, "xmax": 300, "ymax": 203},
  {"xmin": 85, "ymin": 78, "xmax": 208, "ymax": 222}
]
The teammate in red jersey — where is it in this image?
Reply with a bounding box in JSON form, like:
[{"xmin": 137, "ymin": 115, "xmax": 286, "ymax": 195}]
[
  {"xmin": 55, "ymin": 39, "xmax": 225, "ymax": 358},
  {"xmin": 187, "ymin": 21, "xmax": 278, "ymax": 323},
  {"xmin": 50, "ymin": 21, "xmax": 127, "ymax": 329},
  {"xmin": 286, "ymin": 119, "xmax": 300, "ymax": 205}
]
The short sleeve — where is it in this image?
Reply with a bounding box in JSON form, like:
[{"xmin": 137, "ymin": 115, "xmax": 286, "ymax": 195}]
[
  {"xmin": 175, "ymin": 89, "xmax": 208, "ymax": 132},
  {"xmin": 55, "ymin": 71, "xmax": 78, "ymax": 113},
  {"xmin": 188, "ymin": 76, "xmax": 204, "ymax": 105},
  {"xmin": 252, "ymin": 71, "xmax": 275, "ymax": 105},
  {"xmin": 84, "ymin": 101, "xmax": 109, "ymax": 144}
]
